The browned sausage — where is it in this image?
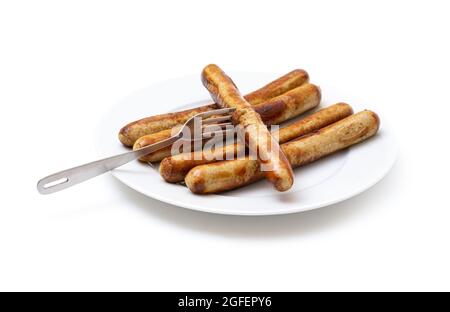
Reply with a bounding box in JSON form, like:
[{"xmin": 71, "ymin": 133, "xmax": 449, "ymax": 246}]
[
  {"xmin": 185, "ymin": 110, "xmax": 380, "ymax": 194},
  {"xmin": 244, "ymin": 69, "xmax": 309, "ymax": 105},
  {"xmin": 132, "ymin": 126, "xmax": 181, "ymax": 164},
  {"xmin": 201, "ymin": 64, "xmax": 294, "ymax": 192},
  {"xmin": 254, "ymin": 83, "xmax": 321, "ymax": 126},
  {"xmin": 118, "ymin": 69, "xmax": 309, "ymax": 146},
  {"xmin": 160, "ymin": 103, "xmax": 353, "ymax": 182},
  {"xmin": 134, "ymin": 83, "xmax": 321, "ymax": 162}
]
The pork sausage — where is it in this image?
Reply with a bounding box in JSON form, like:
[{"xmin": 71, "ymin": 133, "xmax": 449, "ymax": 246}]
[{"xmin": 201, "ymin": 64, "xmax": 294, "ymax": 192}]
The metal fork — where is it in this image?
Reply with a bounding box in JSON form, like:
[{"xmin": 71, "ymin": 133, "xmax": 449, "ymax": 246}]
[{"xmin": 37, "ymin": 107, "xmax": 236, "ymax": 194}]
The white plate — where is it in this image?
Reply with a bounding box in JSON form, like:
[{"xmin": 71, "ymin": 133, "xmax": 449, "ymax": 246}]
[{"xmin": 96, "ymin": 72, "xmax": 396, "ymax": 216}]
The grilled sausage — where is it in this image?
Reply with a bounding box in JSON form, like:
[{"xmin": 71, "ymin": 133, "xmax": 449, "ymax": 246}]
[
  {"xmin": 254, "ymin": 83, "xmax": 321, "ymax": 125},
  {"xmin": 201, "ymin": 64, "xmax": 294, "ymax": 192},
  {"xmin": 134, "ymin": 83, "xmax": 321, "ymax": 162},
  {"xmin": 133, "ymin": 126, "xmax": 181, "ymax": 164},
  {"xmin": 160, "ymin": 103, "xmax": 353, "ymax": 182},
  {"xmin": 244, "ymin": 69, "xmax": 309, "ymax": 105},
  {"xmin": 185, "ymin": 110, "xmax": 380, "ymax": 194},
  {"xmin": 118, "ymin": 69, "xmax": 309, "ymax": 146}
]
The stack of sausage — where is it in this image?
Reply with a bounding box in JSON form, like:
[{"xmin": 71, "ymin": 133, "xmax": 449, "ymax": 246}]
[{"xmin": 119, "ymin": 65, "xmax": 379, "ymax": 194}]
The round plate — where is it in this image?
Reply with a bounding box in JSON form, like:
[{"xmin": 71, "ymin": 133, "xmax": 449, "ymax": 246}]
[{"xmin": 96, "ymin": 72, "xmax": 396, "ymax": 215}]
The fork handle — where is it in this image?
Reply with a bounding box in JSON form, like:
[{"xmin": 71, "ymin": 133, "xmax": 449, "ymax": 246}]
[{"xmin": 37, "ymin": 136, "xmax": 179, "ymax": 195}]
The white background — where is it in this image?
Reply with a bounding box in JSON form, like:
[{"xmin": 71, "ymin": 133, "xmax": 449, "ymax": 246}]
[{"xmin": 0, "ymin": 0, "xmax": 449, "ymax": 291}]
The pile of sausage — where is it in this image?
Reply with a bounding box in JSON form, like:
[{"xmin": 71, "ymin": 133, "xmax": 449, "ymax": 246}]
[{"xmin": 119, "ymin": 65, "xmax": 379, "ymax": 194}]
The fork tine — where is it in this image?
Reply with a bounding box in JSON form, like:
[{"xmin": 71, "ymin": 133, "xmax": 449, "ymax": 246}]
[
  {"xmin": 180, "ymin": 107, "xmax": 236, "ymax": 140},
  {"xmin": 202, "ymin": 122, "xmax": 233, "ymax": 132},
  {"xmin": 202, "ymin": 115, "xmax": 232, "ymax": 125},
  {"xmin": 195, "ymin": 107, "xmax": 236, "ymax": 119},
  {"xmin": 179, "ymin": 128, "xmax": 235, "ymax": 142},
  {"xmin": 202, "ymin": 128, "xmax": 236, "ymax": 138}
]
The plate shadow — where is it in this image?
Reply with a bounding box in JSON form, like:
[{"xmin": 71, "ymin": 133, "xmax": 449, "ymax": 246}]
[{"xmin": 108, "ymin": 162, "xmax": 399, "ymax": 239}]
